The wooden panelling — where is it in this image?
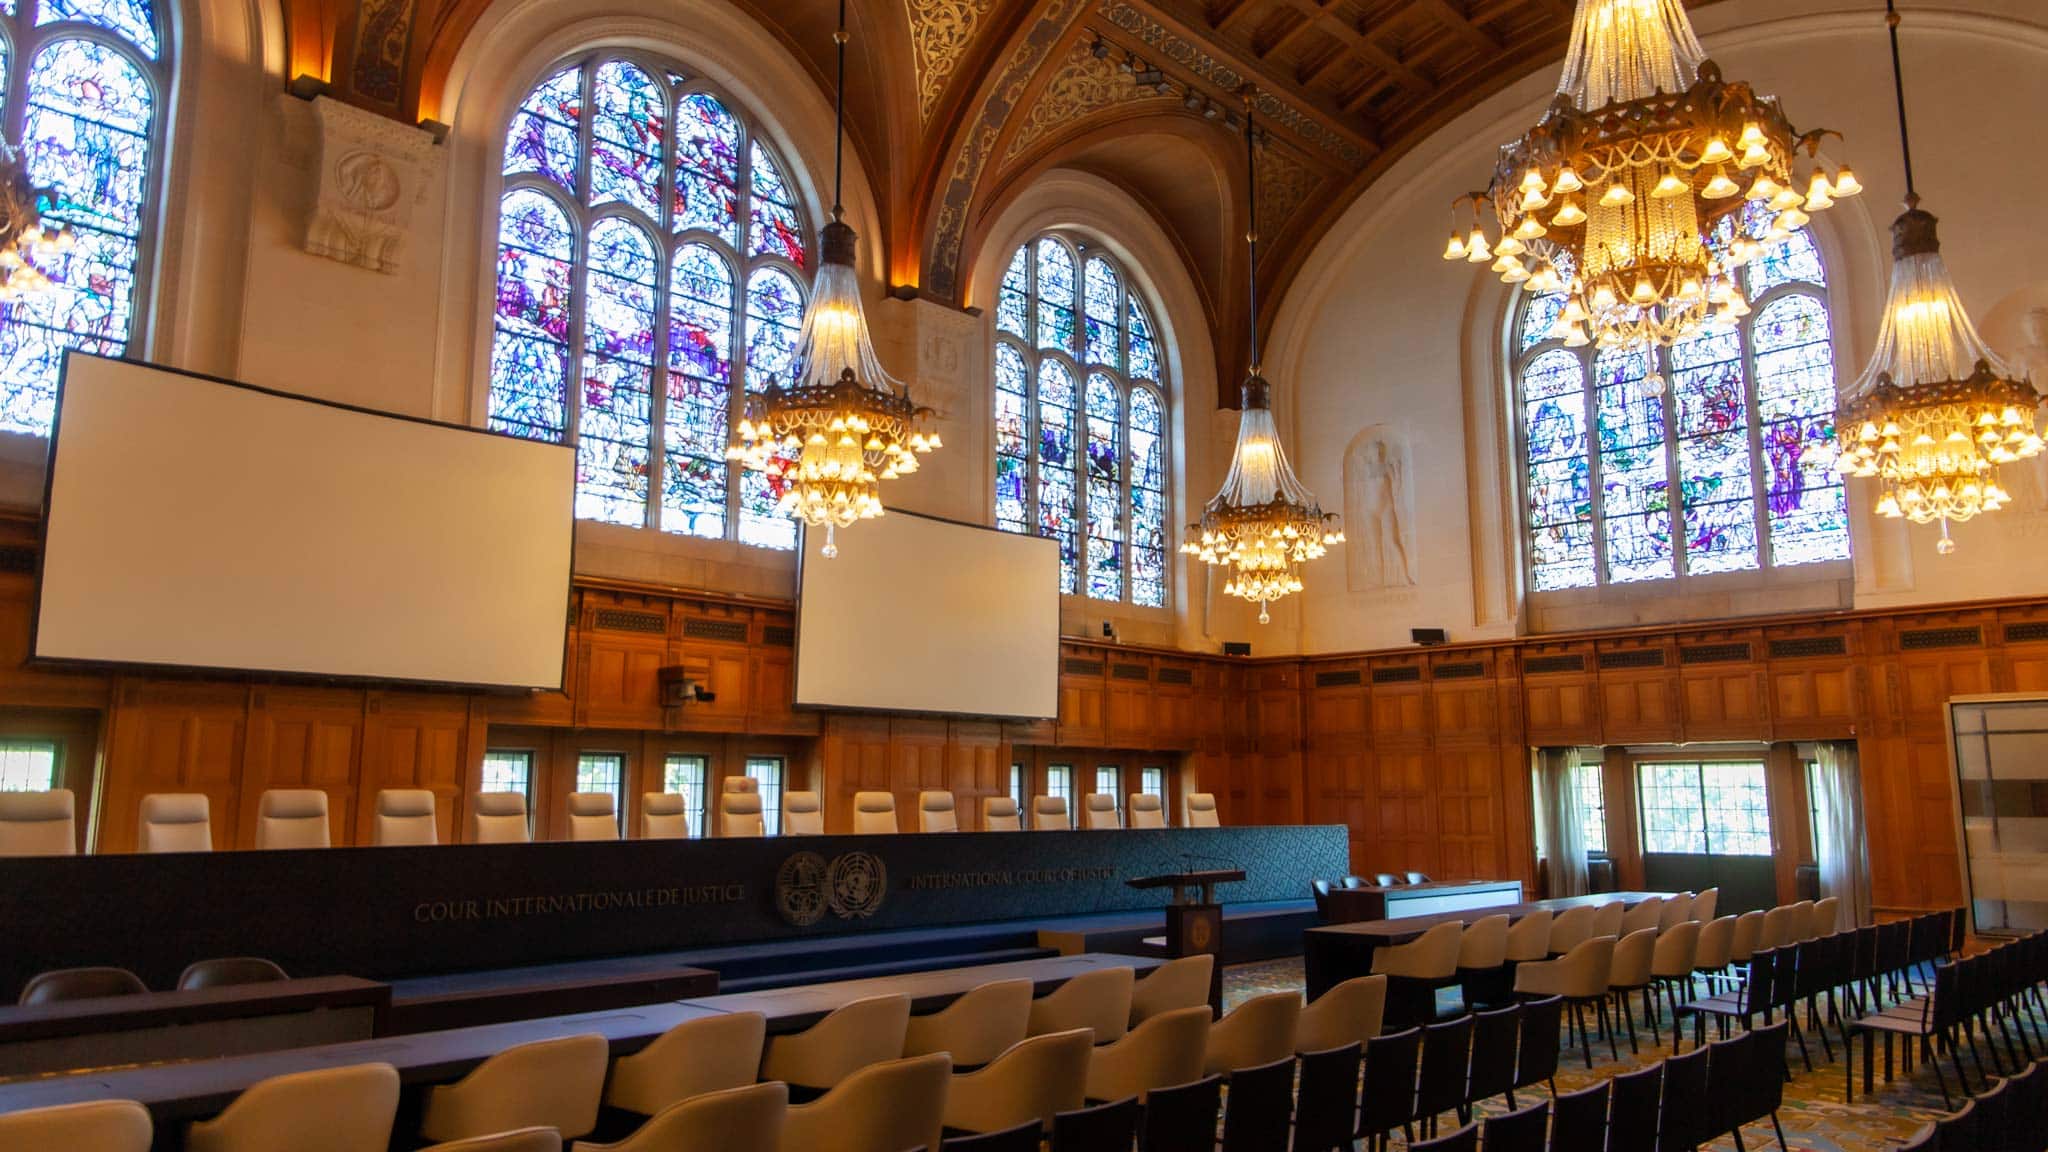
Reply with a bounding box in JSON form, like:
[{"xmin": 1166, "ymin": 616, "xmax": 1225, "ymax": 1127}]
[{"xmin": 242, "ymin": 688, "xmax": 361, "ymax": 849}]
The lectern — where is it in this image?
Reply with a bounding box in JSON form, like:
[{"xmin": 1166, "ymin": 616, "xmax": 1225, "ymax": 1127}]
[{"xmin": 1128, "ymin": 868, "xmax": 1245, "ymax": 1013}]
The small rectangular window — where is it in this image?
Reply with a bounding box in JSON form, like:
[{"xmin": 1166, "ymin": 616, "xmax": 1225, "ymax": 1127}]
[
  {"xmin": 1095, "ymin": 765, "xmax": 1122, "ymax": 819},
  {"xmin": 664, "ymin": 754, "xmax": 708, "ymax": 838},
  {"xmin": 0, "ymin": 741, "xmax": 59, "ymax": 792},
  {"xmin": 576, "ymin": 753, "xmax": 625, "ymax": 827},
  {"xmin": 481, "ymin": 749, "xmax": 533, "ymax": 799},
  {"xmin": 1010, "ymin": 763, "xmax": 1027, "ymax": 828},
  {"xmin": 747, "ymin": 757, "xmax": 785, "ymax": 836},
  {"xmin": 1636, "ymin": 760, "xmax": 1772, "ymax": 857},
  {"xmin": 1047, "ymin": 764, "xmax": 1072, "ymax": 812},
  {"xmin": 1576, "ymin": 761, "xmax": 1607, "ymax": 854},
  {"xmin": 1139, "ymin": 766, "xmax": 1165, "ymax": 800}
]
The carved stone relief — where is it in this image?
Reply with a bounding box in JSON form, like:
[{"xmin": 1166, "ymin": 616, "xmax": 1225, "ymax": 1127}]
[
  {"xmin": 1343, "ymin": 424, "xmax": 1418, "ymax": 591},
  {"xmin": 301, "ymin": 97, "xmax": 439, "ymax": 275}
]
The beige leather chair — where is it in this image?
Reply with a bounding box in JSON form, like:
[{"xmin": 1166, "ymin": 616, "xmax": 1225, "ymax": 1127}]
[
  {"xmin": 639, "ymin": 792, "xmax": 690, "ymax": 840},
  {"xmin": 1202, "ymin": 991, "xmax": 1301, "ymax": 1074},
  {"xmin": 566, "ymin": 793, "xmax": 618, "ymax": 842},
  {"xmin": 1130, "ymin": 954, "xmax": 1214, "ymax": 1026},
  {"xmin": 1031, "ymin": 796, "xmax": 1070, "ymax": 831},
  {"xmin": 1027, "ymin": 965, "xmax": 1134, "ymax": 1044},
  {"xmin": 1812, "ymin": 895, "xmax": 1842, "ymax": 936},
  {"xmin": 1082, "ymin": 793, "xmax": 1120, "ymax": 829},
  {"xmin": 1693, "ymin": 914, "xmax": 1737, "ymax": 987},
  {"xmin": 904, "ymin": 978, "xmax": 1032, "ymax": 1066},
  {"xmin": 576, "ymin": 1083, "xmax": 784, "ymax": 1152},
  {"xmin": 1589, "ymin": 899, "xmax": 1625, "ymax": 941},
  {"xmin": 1295, "ymin": 973, "xmax": 1387, "ymax": 1053},
  {"xmin": 851, "ymin": 791, "xmax": 898, "ymax": 835},
  {"xmin": 0, "ymin": 1098, "xmax": 151, "ymax": 1152},
  {"xmin": 139, "ymin": 793, "xmax": 212, "ymax": 853},
  {"xmin": 1649, "ymin": 920, "xmax": 1703, "ymax": 1040},
  {"xmin": 18, "ymin": 966, "xmax": 147, "ymax": 1005},
  {"xmin": 420, "ymin": 1034, "xmax": 607, "ymax": 1143},
  {"xmin": 983, "ymin": 796, "xmax": 1022, "ymax": 831},
  {"xmin": 917, "ymin": 790, "xmax": 958, "ymax": 833},
  {"xmin": 187, "ymin": 1062, "xmax": 398, "ymax": 1152},
  {"xmin": 783, "ymin": 791, "xmax": 823, "ymax": 836},
  {"xmin": 606, "ymin": 1011, "xmax": 767, "ymax": 1117},
  {"xmin": 942, "ymin": 1028, "xmax": 1090, "ymax": 1136},
  {"xmin": 1513, "ymin": 936, "xmax": 1617, "ymax": 1067},
  {"xmin": 1658, "ymin": 893, "xmax": 1695, "ymax": 933},
  {"xmin": 1728, "ymin": 909, "xmax": 1766, "ymax": 964},
  {"xmin": 1183, "ymin": 792, "xmax": 1220, "ymax": 827},
  {"xmin": 1456, "ymin": 913, "xmax": 1511, "ymax": 973},
  {"xmin": 1547, "ymin": 904, "xmax": 1597, "ymax": 955},
  {"xmin": 472, "ymin": 792, "xmax": 532, "ymax": 844},
  {"xmin": 723, "ymin": 776, "xmax": 759, "ymax": 794},
  {"xmin": 373, "ymin": 789, "xmax": 438, "ymax": 846},
  {"xmin": 1084, "ymin": 1005, "xmax": 1210, "ymax": 1103},
  {"xmin": 178, "ymin": 957, "xmax": 288, "ymax": 990},
  {"xmin": 1619, "ymin": 896, "xmax": 1664, "ymax": 937},
  {"xmin": 0, "ymin": 789, "xmax": 75, "ymax": 856},
  {"xmin": 429, "ymin": 1129, "xmax": 563, "ymax": 1152},
  {"xmin": 1605, "ymin": 927, "xmax": 1658, "ymax": 1049},
  {"xmin": 1504, "ymin": 909, "xmax": 1553, "ymax": 964},
  {"xmin": 1758, "ymin": 903, "xmax": 1798, "ymax": 952},
  {"xmin": 720, "ymin": 791, "xmax": 765, "ymax": 837},
  {"xmin": 1785, "ymin": 900, "xmax": 1817, "ymax": 942},
  {"xmin": 761, "ymin": 994, "xmax": 912, "ymax": 1092},
  {"xmin": 1372, "ymin": 921, "xmax": 1462, "ymax": 981},
  {"xmin": 780, "ymin": 1052, "xmax": 950, "ymax": 1152},
  {"xmin": 1128, "ymin": 793, "xmax": 1167, "ymax": 828},
  {"xmin": 256, "ymin": 789, "xmax": 330, "ymax": 849},
  {"xmin": 1692, "ymin": 887, "xmax": 1720, "ymax": 924}
]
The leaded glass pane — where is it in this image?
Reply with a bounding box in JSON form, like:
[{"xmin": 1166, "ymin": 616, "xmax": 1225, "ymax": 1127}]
[
  {"xmin": 1522, "ymin": 349, "xmax": 1595, "ymax": 590},
  {"xmin": 577, "ymin": 218, "xmax": 656, "ymax": 526},
  {"xmin": 1754, "ymin": 293, "xmax": 1848, "ymax": 567},
  {"xmin": 503, "ymin": 66, "xmax": 580, "ymax": 190},
  {"xmin": 1083, "ymin": 257, "xmax": 1120, "ymax": 367},
  {"xmin": 1084, "ymin": 373, "xmax": 1121, "ymax": 601},
  {"xmin": 39, "ymin": 0, "xmax": 156, "ymax": 57},
  {"xmin": 1038, "ymin": 359, "xmax": 1079, "ymax": 594},
  {"xmin": 1701, "ymin": 762, "xmax": 1772, "ymax": 855},
  {"xmin": 995, "ymin": 342, "xmax": 1030, "ymax": 532},
  {"xmin": 1594, "ymin": 348, "xmax": 1672, "ymax": 583},
  {"xmin": 998, "ymin": 248, "xmax": 1029, "ymax": 339},
  {"xmin": 662, "ymin": 243, "xmax": 732, "ymax": 539},
  {"xmin": 673, "ymin": 94, "xmax": 739, "ymax": 243},
  {"xmin": 588, "ymin": 61, "xmax": 662, "ymax": 219},
  {"xmin": 1672, "ymin": 327, "xmax": 1758, "ymax": 574},
  {"xmin": 1521, "ymin": 292, "xmax": 1567, "ymax": 351},
  {"xmin": 1639, "ymin": 763, "xmax": 1708, "ymax": 854},
  {"xmin": 1127, "ymin": 300, "xmax": 1160, "ymax": 381},
  {"xmin": 747, "ymin": 142, "xmax": 805, "ymax": 264},
  {"xmin": 1747, "ymin": 227, "xmax": 1825, "ymax": 295},
  {"xmin": 490, "ymin": 190, "xmax": 575, "ymax": 441},
  {"xmin": 744, "ymin": 267, "xmax": 802, "ymax": 389}
]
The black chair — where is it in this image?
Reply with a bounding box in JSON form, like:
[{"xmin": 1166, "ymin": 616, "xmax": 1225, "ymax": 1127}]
[
  {"xmin": 1312, "ymin": 879, "xmax": 1334, "ymax": 921},
  {"xmin": 1934, "ymin": 1098, "xmax": 1979, "ymax": 1152},
  {"xmin": 1465, "ymin": 1005, "xmax": 1519, "ymax": 1117},
  {"xmin": 942, "ymin": 1122, "xmax": 1041, "ymax": 1152},
  {"xmin": 1549, "ymin": 1081, "xmax": 1610, "ymax": 1152},
  {"xmin": 1416, "ymin": 1014, "xmax": 1473, "ymax": 1138},
  {"xmin": 1657, "ymin": 1045, "xmax": 1710, "ymax": 1152},
  {"xmin": 1898, "ymin": 1122, "xmax": 1939, "ymax": 1151},
  {"xmin": 1606, "ymin": 1063, "xmax": 1662, "ymax": 1152},
  {"xmin": 1480, "ymin": 1100, "xmax": 1549, "ymax": 1152},
  {"xmin": 1509, "ymin": 996, "xmax": 1562, "ymax": 1108},
  {"xmin": 177, "ymin": 956, "xmax": 289, "ymax": 990},
  {"xmin": 1053, "ymin": 1097, "xmax": 1140, "ymax": 1152},
  {"xmin": 1745, "ymin": 1020, "xmax": 1791, "ymax": 1151},
  {"xmin": 1138, "ymin": 1074, "xmax": 1221, "ymax": 1152},
  {"xmin": 1701, "ymin": 1027, "xmax": 1753, "ymax": 1150},
  {"xmin": 17, "ymin": 966, "xmax": 148, "ymax": 1006},
  {"xmin": 1971, "ymin": 1077, "xmax": 2012, "ymax": 1152},
  {"xmin": 1359, "ymin": 1026, "xmax": 1422, "ymax": 1152},
  {"xmin": 1218, "ymin": 1056, "xmax": 1293, "ymax": 1152},
  {"xmin": 1292, "ymin": 1044, "xmax": 1363, "ymax": 1152},
  {"xmin": 1412, "ymin": 1122, "xmax": 1477, "ymax": 1151}
]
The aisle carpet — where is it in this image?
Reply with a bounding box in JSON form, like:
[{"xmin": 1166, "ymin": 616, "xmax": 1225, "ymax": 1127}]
[{"xmin": 1220, "ymin": 958, "xmax": 2005, "ymax": 1151}]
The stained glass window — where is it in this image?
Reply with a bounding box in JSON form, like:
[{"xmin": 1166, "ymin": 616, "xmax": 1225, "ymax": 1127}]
[
  {"xmin": 995, "ymin": 235, "xmax": 1170, "ymax": 607},
  {"xmin": 0, "ymin": 0, "xmax": 163, "ymax": 437},
  {"xmin": 491, "ymin": 55, "xmax": 810, "ymax": 548},
  {"xmin": 1512, "ymin": 204, "xmax": 1847, "ymax": 592}
]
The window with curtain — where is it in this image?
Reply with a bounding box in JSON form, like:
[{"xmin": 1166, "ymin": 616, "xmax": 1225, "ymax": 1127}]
[
  {"xmin": 1637, "ymin": 760, "xmax": 1772, "ymax": 856},
  {"xmin": 1514, "ymin": 201, "xmax": 1847, "ymax": 593},
  {"xmin": 0, "ymin": 0, "xmax": 165, "ymax": 436},
  {"xmin": 664, "ymin": 753, "xmax": 707, "ymax": 838},
  {"xmin": 994, "ymin": 235, "xmax": 1168, "ymax": 606},
  {"xmin": 492, "ymin": 56, "xmax": 809, "ymax": 548}
]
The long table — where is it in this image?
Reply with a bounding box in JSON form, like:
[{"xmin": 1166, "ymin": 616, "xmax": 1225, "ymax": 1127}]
[
  {"xmin": 1319, "ymin": 880, "xmax": 1525, "ymax": 925},
  {"xmin": 386, "ymin": 957, "xmax": 718, "ymax": 1034}
]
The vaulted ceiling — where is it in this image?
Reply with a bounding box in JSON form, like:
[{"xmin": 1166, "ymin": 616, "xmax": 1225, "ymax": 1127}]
[{"xmin": 291, "ymin": 0, "xmax": 1721, "ymax": 400}]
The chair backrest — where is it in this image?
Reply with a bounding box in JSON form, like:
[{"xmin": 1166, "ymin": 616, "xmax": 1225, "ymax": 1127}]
[
  {"xmin": 1657, "ymin": 1045, "xmax": 1710, "ymax": 1152},
  {"xmin": 19, "ymin": 966, "xmax": 148, "ymax": 1006},
  {"xmin": 1296, "ymin": 973, "xmax": 1387, "ymax": 1054},
  {"xmin": 1406, "ymin": 872, "xmax": 1432, "ymax": 884},
  {"xmin": 1183, "ymin": 792, "xmax": 1219, "ymax": 827},
  {"xmin": 1127, "ymin": 793, "xmax": 1166, "ymax": 828},
  {"xmin": 1813, "ymin": 895, "xmax": 1842, "ymax": 936},
  {"xmin": 1692, "ymin": 887, "xmax": 1719, "ymax": 923},
  {"xmin": 940, "ymin": 1027, "xmax": 1090, "ymax": 1137},
  {"xmin": 1590, "ymin": 899, "xmax": 1625, "ymax": 941},
  {"xmin": 1701, "ymin": 1027, "xmax": 1756, "ymax": 1137},
  {"xmin": 918, "ymin": 790, "xmax": 957, "ymax": 833},
  {"xmin": 178, "ymin": 957, "xmax": 288, "ymax": 991},
  {"xmin": 373, "ymin": 789, "xmax": 438, "ymax": 846},
  {"xmin": 1729, "ymin": 909, "xmax": 1766, "ymax": 962},
  {"xmin": 1466, "ymin": 1004, "xmax": 1521, "ymax": 1103},
  {"xmin": 256, "ymin": 789, "xmax": 330, "ymax": 850},
  {"xmin": 581, "ymin": 1083, "xmax": 783, "ymax": 1152},
  {"xmin": 139, "ymin": 792, "xmax": 211, "ymax": 853},
  {"xmin": 1481, "ymin": 1100, "xmax": 1550, "ymax": 1152},
  {"xmin": 1202, "ymin": 991, "xmax": 1301, "ymax": 1074},
  {"xmin": 605, "ymin": 1010, "xmax": 768, "ymax": 1117},
  {"xmin": 1411, "ymin": 1122, "xmax": 1478, "ymax": 1151},
  {"xmin": 419, "ymin": 1127, "xmax": 561, "ymax": 1152},
  {"xmin": 1658, "ymin": 893, "xmax": 1694, "ymax": 933},
  {"xmin": 471, "ymin": 792, "xmax": 531, "ymax": 844},
  {"xmin": 1694, "ymin": 915, "xmax": 1738, "ymax": 970},
  {"xmin": 187, "ymin": 1062, "xmax": 399, "ymax": 1152},
  {"xmin": 1515, "ymin": 936, "xmax": 1615, "ymax": 999},
  {"xmin": 1373, "ymin": 920, "xmax": 1463, "ymax": 979},
  {"xmin": 1548, "ymin": 1082, "xmax": 1609, "ymax": 1152},
  {"xmin": 903, "ymin": 978, "xmax": 1033, "ymax": 1066},
  {"xmin": 1359, "ymin": 1026, "xmax": 1424, "ymax": 1135},
  {"xmin": 1052, "ymin": 1097, "xmax": 1141, "ymax": 1152},
  {"xmin": 723, "ymin": 775, "xmax": 758, "ymax": 794},
  {"xmin": 1139, "ymin": 1073, "xmax": 1224, "ymax": 1152},
  {"xmin": 639, "ymin": 792, "xmax": 690, "ymax": 840},
  {"xmin": 0, "ymin": 1099, "xmax": 152, "ymax": 1152},
  {"xmin": 1547, "ymin": 904, "xmax": 1596, "ymax": 953},
  {"xmin": 1218, "ymin": 1056, "xmax": 1295, "ymax": 1152},
  {"xmin": 1083, "ymin": 1004, "xmax": 1210, "ymax": 1103},
  {"xmin": 1513, "ymin": 996, "xmax": 1564, "ymax": 1092},
  {"xmin": 1027, "ymin": 965, "xmax": 1134, "ymax": 1043},
  {"xmin": 1619, "ymin": 896, "xmax": 1664, "ymax": 936},
  {"xmin": 1759, "ymin": 904, "xmax": 1796, "ymax": 951},
  {"xmin": 0, "ymin": 789, "xmax": 75, "ymax": 857},
  {"xmin": 1650, "ymin": 919, "xmax": 1702, "ymax": 978},
  {"xmin": 761, "ymin": 994, "xmax": 913, "ymax": 1090},
  {"xmin": 1129, "ymin": 953, "xmax": 1214, "ymax": 1026},
  {"xmin": 1785, "ymin": 900, "xmax": 1817, "ymax": 942},
  {"xmin": 1607, "ymin": 1062, "xmax": 1663, "ymax": 1152},
  {"xmin": 1609, "ymin": 927, "xmax": 1658, "ymax": 987},
  {"xmin": 1505, "ymin": 909, "xmax": 1553, "ymax": 962},
  {"xmin": 781, "ymin": 1052, "xmax": 951, "ymax": 1152},
  {"xmin": 982, "ymin": 796, "xmax": 1021, "ymax": 831},
  {"xmin": 1416, "ymin": 1014, "xmax": 1475, "ymax": 1115},
  {"xmin": 852, "ymin": 791, "xmax": 898, "ymax": 834},
  {"xmin": 1457, "ymin": 913, "xmax": 1512, "ymax": 969},
  {"xmin": 1295, "ymin": 1045, "xmax": 1365, "ymax": 1150},
  {"xmin": 720, "ymin": 791, "xmax": 766, "ymax": 837},
  {"xmin": 419, "ymin": 1033, "xmax": 608, "ymax": 1143},
  {"xmin": 1031, "ymin": 795, "xmax": 1070, "ymax": 831},
  {"xmin": 781, "ymin": 790, "xmax": 823, "ymax": 835},
  {"xmin": 1082, "ymin": 793, "xmax": 1120, "ymax": 829},
  {"xmin": 565, "ymin": 792, "xmax": 618, "ymax": 841}
]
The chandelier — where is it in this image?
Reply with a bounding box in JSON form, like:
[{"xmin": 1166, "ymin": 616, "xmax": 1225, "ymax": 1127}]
[
  {"xmin": 1821, "ymin": 1, "xmax": 2042, "ymax": 553},
  {"xmin": 1445, "ymin": 0, "xmax": 1856, "ymax": 353},
  {"xmin": 0, "ymin": 142, "xmax": 70, "ymax": 301},
  {"xmin": 727, "ymin": 1, "xmax": 938, "ymax": 557},
  {"xmin": 1182, "ymin": 92, "xmax": 1341, "ymax": 624}
]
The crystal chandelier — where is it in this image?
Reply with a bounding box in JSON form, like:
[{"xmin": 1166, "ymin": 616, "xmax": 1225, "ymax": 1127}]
[
  {"xmin": 727, "ymin": 1, "xmax": 938, "ymax": 557},
  {"xmin": 1182, "ymin": 92, "xmax": 1342, "ymax": 624},
  {"xmin": 1822, "ymin": 1, "xmax": 2042, "ymax": 553},
  {"xmin": 1445, "ymin": 0, "xmax": 1856, "ymax": 353},
  {"xmin": 0, "ymin": 141, "xmax": 71, "ymax": 301}
]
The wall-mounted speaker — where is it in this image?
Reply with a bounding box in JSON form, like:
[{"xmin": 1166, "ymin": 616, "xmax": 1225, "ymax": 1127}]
[
  {"xmin": 1412, "ymin": 628, "xmax": 1448, "ymax": 647},
  {"xmin": 1222, "ymin": 641, "xmax": 1252, "ymax": 657}
]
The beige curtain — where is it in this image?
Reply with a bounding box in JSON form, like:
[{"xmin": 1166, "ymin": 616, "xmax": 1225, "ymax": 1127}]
[
  {"xmin": 1533, "ymin": 747, "xmax": 1591, "ymax": 898},
  {"xmin": 1812, "ymin": 741, "xmax": 1871, "ymax": 930}
]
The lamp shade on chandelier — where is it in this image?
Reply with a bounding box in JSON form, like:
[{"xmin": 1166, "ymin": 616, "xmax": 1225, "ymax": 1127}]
[
  {"xmin": 726, "ymin": 2, "xmax": 938, "ymax": 557},
  {"xmin": 1446, "ymin": 0, "xmax": 1856, "ymax": 353},
  {"xmin": 0, "ymin": 141, "xmax": 72, "ymax": 302}
]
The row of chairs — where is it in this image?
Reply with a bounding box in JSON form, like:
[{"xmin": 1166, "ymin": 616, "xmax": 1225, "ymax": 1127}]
[
  {"xmin": 1854, "ymin": 926, "xmax": 2045, "ymax": 1108},
  {"xmin": 16, "ymin": 956, "xmax": 287, "ymax": 1005},
  {"xmin": 1905, "ymin": 1055, "xmax": 2048, "ymax": 1152}
]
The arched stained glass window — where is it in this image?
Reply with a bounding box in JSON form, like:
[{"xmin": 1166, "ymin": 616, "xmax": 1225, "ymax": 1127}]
[
  {"xmin": 491, "ymin": 55, "xmax": 810, "ymax": 548},
  {"xmin": 1513, "ymin": 201, "xmax": 1847, "ymax": 592},
  {"xmin": 994, "ymin": 235, "xmax": 1168, "ymax": 607},
  {"xmin": 0, "ymin": 0, "xmax": 164, "ymax": 436}
]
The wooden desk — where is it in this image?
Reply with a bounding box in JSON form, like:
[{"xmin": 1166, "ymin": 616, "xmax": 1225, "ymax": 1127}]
[
  {"xmin": 1320, "ymin": 880, "xmax": 1525, "ymax": 925},
  {"xmin": 386, "ymin": 957, "xmax": 717, "ymax": 1034},
  {"xmin": 0, "ymin": 977, "xmax": 390, "ymax": 1079}
]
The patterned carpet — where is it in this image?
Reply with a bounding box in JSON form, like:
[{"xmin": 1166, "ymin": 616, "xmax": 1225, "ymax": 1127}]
[{"xmin": 1220, "ymin": 958, "xmax": 2009, "ymax": 1151}]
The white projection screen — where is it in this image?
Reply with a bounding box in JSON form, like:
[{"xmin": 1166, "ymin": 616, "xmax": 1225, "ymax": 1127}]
[
  {"xmin": 35, "ymin": 354, "xmax": 574, "ymax": 689},
  {"xmin": 795, "ymin": 511, "xmax": 1059, "ymax": 719}
]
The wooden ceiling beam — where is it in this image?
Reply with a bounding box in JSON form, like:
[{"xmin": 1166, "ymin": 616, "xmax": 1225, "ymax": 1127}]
[
  {"xmin": 1411, "ymin": 0, "xmax": 1500, "ymax": 53},
  {"xmin": 1274, "ymin": 0, "xmax": 1434, "ymax": 95},
  {"xmin": 1208, "ymin": 0, "xmax": 1264, "ymax": 35}
]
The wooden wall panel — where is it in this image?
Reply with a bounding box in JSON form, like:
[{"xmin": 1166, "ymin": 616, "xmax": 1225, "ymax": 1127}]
[
  {"xmin": 359, "ymin": 693, "xmax": 471, "ymax": 845},
  {"xmin": 99, "ymin": 682, "xmax": 247, "ymax": 852}
]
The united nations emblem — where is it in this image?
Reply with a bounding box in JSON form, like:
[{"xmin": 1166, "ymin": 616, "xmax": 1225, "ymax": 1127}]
[
  {"xmin": 826, "ymin": 851, "xmax": 887, "ymax": 920},
  {"xmin": 775, "ymin": 851, "xmax": 830, "ymax": 927}
]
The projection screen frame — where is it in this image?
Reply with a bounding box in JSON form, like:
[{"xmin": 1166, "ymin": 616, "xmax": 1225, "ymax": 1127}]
[
  {"xmin": 791, "ymin": 509, "xmax": 1060, "ymax": 722},
  {"xmin": 31, "ymin": 351, "xmax": 577, "ymax": 693}
]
